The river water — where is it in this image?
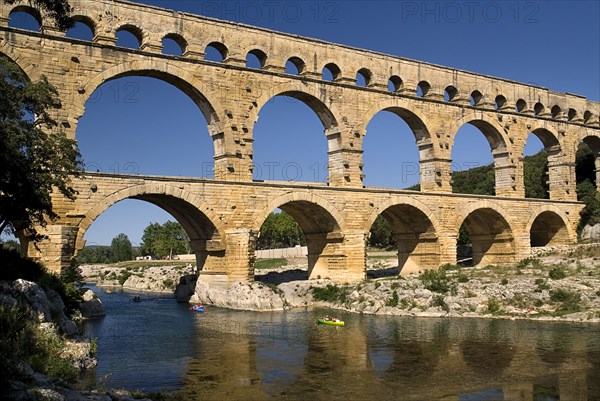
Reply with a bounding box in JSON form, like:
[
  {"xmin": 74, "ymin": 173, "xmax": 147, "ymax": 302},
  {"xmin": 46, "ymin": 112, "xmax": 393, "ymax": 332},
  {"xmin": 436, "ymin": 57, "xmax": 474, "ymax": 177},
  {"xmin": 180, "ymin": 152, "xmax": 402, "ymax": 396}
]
[{"xmin": 81, "ymin": 285, "xmax": 600, "ymax": 400}]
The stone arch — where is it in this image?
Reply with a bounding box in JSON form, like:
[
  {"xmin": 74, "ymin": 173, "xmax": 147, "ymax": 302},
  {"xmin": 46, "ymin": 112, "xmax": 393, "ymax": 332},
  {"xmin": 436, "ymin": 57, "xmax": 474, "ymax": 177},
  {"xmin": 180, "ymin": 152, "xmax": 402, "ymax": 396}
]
[
  {"xmin": 449, "ymin": 111, "xmax": 510, "ymax": 151},
  {"xmin": 253, "ymin": 82, "xmax": 339, "ymax": 130},
  {"xmin": 526, "ymin": 206, "xmax": 575, "ymax": 247},
  {"xmin": 368, "ymin": 197, "xmax": 441, "ymax": 273},
  {"xmin": 0, "ymin": 50, "xmax": 32, "ymax": 81},
  {"xmin": 455, "ymin": 201, "xmax": 516, "ymax": 266},
  {"xmin": 8, "ymin": 5, "xmax": 42, "ymax": 29},
  {"xmin": 162, "ymin": 33, "xmax": 187, "ymax": 55},
  {"xmin": 360, "ymin": 100, "xmax": 435, "ymax": 144},
  {"xmin": 252, "ymin": 192, "xmax": 346, "ymax": 279},
  {"xmin": 115, "ymin": 23, "xmax": 145, "ymax": 48},
  {"xmin": 252, "ymin": 192, "xmax": 345, "ymax": 234},
  {"xmin": 75, "ymin": 183, "xmax": 226, "ymax": 269},
  {"xmin": 284, "ymin": 55, "xmax": 306, "ymax": 74},
  {"xmin": 69, "ymin": 15, "xmax": 96, "ymax": 38},
  {"xmin": 79, "ymin": 60, "xmax": 227, "ymax": 137}
]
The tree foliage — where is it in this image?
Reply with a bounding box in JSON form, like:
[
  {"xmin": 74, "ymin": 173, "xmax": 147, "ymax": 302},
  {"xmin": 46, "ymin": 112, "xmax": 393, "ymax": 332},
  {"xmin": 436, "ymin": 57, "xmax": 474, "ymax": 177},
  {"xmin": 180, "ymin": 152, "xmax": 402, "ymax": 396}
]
[
  {"xmin": 139, "ymin": 221, "xmax": 190, "ymax": 258},
  {"xmin": 75, "ymin": 246, "xmax": 113, "ymax": 264},
  {"xmin": 576, "ymin": 143, "xmax": 600, "ymax": 230},
  {"xmin": 368, "ymin": 215, "xmax": 394, "ymax": 249},
  {"xmin": 3, "ymin": 0, "xmax": 73, "ymax": 30},
  {"xmin": 257, "ymin": 211, "xmax": 305, "ymax": 250},
  {"xmin": 0, "ymin": 56, "xmax": 82, "ymax": 240},
  {"xmin": 110, "ymin": 233, "xmax": 133, "ymax": 262}
]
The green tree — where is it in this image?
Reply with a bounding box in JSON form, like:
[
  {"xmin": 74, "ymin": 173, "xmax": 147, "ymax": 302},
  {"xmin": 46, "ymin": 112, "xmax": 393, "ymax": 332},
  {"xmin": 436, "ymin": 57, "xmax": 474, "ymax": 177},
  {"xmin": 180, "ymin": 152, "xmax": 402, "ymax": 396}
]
[
  {"xmin": 139, "ymin": 221, "xmax": 190, "ymax": 258},
  {"xmin": 110, "ymin": 233, "xmax": 133, "ymax": 262},
  {"xmin": 368, "ymin": 215, "xmax": 394, "ymax": 249},
  {"xmin": 0, "ymin": 56, "xmax": 82, "ymax": 241},
  {"xmin": 3, "ymin": 0, "xmax": 73, "ymax": 30},
  {"xmin": 75, "ymin": 246, "xmax": 112, "ymax": 264},
  {"xmin": 0, "ymin": 239, "xmax": 20, "ymax": 252},
  {"xmin": 257, "ymin": 211, "xmax": 305, "ymax": 249}
]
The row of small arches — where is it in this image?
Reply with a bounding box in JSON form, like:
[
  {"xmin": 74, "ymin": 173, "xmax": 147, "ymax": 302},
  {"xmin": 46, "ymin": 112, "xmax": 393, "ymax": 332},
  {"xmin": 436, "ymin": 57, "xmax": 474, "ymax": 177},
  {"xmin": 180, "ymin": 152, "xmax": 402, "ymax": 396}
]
[{"xmin": 6, "ymin": 7, "xmax": 598, "ymax": 126}]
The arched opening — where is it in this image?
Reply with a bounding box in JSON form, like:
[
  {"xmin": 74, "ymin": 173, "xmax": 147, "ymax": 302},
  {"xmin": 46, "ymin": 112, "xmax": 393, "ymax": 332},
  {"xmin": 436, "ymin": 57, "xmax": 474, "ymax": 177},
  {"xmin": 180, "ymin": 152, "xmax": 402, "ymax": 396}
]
[
  {"xmin": 77, "ymin": 74, "xmax": 216, "ymax": 178},
  {"xmin": 162, "ymin": 34, "xmax": 186, "ymax": 56},
  {"xmin": 285, "ymin": 57, "xmax": 305, "ymax": 75},
  {"xmin": 78, "ymin": 195, "xmax": 223, "ymax": 290},
  {"xmin": 494, "ymin": 95, "xmax": 507, "ymax": 110},
  {"xmin": 568, "ymin": 108, "xmax": 578, "ymax": 122},
  {"xmin": 444, "ymin": 86, "xmax": 458, "ymax": 102},
  {"xmin": 451, "ymin": 120, "xmax": 508, "ymax": 196},
  {"xmin": 458, "ymin": 208, "xmax": 515, "ymax": 267},
  {"xmin": 534, "ymin": 102, "xmax": 545, "ymax": 116},
  {"xmin": 252, "ymin": 91, "xmax": 335, "ymax": 183},
  {"xmin": 356, "ymin": 68, "xmax": 371, "ymax": 87},
  {"xmin": 551, "ymin": 105, "xmax": 562, "ymax": 119},
  {"xmin": 368, "ymin": 204, "xmax": 439, "ymax": 277},
  {"xmin": 388, "ymin": 76, "xmax": 402, "ymax": 92},
  {"xmin": 204, "ymin": 42, "xmax": 228, "ymax": 62},
  {"xmin": 576, "ymin": 136, "xmax": 600, "ymax": 232},
  {"xmin": 322, "ymin": 63, "xmax": 341, "ymax": 81},
  {"xmin": 8, "ymin": 6, "xmax": 41, "ymax": 31},
  {"xmin": 516, "ymin": 99, "xmax": 527, "ymax": 113},
  {"xmin": 583, "ymin": 110, "xmax": 594, "ymax": 124},
  {"xmin": 254, "ymin": 200, "xmax": 342, "ymax": 283},
  {"xmin": 65, "ymin": 17, "xmax": 94, "ymax": 40},
  {"xmin": 416, "ymin": 81, "xmax": 430, "ymax": 97},
  {"xmin": 523, "ymin": 129, "xmax": 560, "ymax": 199},
  {"xmin": 363, "ymin": 108, "xmax": 428, "ymax": 189},
  {"xmin": 469, "ymin": 90, "xmax": 483, "ymax": 106},
  {"xmin": 530, "ymin": 211, "xmax": 570, "ymax": 247},
  {"xmin": 246, "ymin": 49, "xmax": 267, "ymax": 69},
  {"xmin": 115, "ymin": 25, "xmax": 143, "ymax": 49}
]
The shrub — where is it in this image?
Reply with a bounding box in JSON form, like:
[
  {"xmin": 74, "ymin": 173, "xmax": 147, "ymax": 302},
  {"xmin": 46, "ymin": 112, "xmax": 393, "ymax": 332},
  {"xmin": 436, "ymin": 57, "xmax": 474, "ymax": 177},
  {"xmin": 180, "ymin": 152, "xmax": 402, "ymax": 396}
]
[
  {"xmin": 419, "ymin": 269, "xmax": 449, "ymax": 293},
  {"xmin": 550, "ymin": 289, "xmax": 582, "ymax": 314},
  {"xmin": 431, "ymin": 295, "xmax": 449, "ymax": 312},
  {"xmin": 548, "ymin": 266, "xmax": 567, "ymax": 280},
  {"xmin": 163, "ymin": 279, "xmax": 174, "ymax": 289},
  {"xmin": 501, "ymin": 278, "xmax": 509, "ymax": 285},
  {"xmin": 311, "ymin": 285, "xmax": 349, "ymax": 304},
  {"xmin": 385, "ymin": 291, "xmax": 399, "ymax": 307},
  {"xmin": 516, "ymin": 257, "xmax": 542, "ymax": 269},
  {"xmin": 534, "ymin": 278, "xmax": 550, "ymax": 292},
  {"xmin": 457, "ymin": 273, "xmax": 469, "ymax": 283},
  {"xmin": 487, "ymin": 297, "xmax": 501, "ymax": 313}
]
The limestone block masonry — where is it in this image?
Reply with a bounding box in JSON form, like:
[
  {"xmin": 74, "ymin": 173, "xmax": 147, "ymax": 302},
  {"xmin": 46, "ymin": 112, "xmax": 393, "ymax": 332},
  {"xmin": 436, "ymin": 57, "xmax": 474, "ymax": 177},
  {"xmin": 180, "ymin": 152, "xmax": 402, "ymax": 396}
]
[{"xmin": 1, "ymin": 0, "xmax": 598, "ymax": 286}]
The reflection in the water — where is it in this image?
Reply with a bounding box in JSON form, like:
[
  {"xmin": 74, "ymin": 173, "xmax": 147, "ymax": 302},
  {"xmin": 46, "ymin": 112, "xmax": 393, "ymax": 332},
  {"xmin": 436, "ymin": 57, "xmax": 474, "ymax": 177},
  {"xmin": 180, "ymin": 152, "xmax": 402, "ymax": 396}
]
[{"xmin": 84, "ymin": 287, "xmax": 600, "ymax": 401}]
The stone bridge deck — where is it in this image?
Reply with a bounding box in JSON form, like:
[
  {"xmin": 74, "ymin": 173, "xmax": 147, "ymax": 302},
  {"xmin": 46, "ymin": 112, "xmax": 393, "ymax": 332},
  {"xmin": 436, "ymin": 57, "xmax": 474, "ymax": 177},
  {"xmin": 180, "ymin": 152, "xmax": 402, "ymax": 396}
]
[{"xmin": 35, "ymin": 173, "xmax": 582, "ymax": 285}]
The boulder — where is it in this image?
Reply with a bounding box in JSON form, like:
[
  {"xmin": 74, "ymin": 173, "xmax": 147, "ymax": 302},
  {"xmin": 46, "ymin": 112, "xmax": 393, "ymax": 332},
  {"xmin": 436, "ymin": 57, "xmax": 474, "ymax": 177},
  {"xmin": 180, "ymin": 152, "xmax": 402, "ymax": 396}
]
[
  {"xmin": 581, "ymin": 224, "xmax": 600, "ymax": 241},
  {"xmin": 79, "ymin": 289, "xmax": 106, "ymax": 319},
  {"xmin": 12, "ymin": 279, "xmax": 51, "ymax": 322},
  {"xmin": 191, "ymin": 280, "xmax": 285, "ymax": 311},
  {"xmin": 175, "ymin": 275, "xmax": 197, "ymax": 302}
]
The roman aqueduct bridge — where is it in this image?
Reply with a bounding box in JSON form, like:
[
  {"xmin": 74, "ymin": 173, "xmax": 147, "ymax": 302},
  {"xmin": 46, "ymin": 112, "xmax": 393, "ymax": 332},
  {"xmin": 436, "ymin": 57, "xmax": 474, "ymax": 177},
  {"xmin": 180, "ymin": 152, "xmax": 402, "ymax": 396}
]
[{"xmin": 1, "ymin": 0, "xmax": 598, "ymax": 286}]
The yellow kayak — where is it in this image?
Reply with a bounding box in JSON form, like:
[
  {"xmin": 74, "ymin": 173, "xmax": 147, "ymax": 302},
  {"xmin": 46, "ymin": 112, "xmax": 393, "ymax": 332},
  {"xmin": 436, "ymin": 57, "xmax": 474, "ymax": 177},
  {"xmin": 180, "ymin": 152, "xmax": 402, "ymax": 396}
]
[{"xmin": 317, "ymin": 318, "xmax": 345, "ymax": 326}]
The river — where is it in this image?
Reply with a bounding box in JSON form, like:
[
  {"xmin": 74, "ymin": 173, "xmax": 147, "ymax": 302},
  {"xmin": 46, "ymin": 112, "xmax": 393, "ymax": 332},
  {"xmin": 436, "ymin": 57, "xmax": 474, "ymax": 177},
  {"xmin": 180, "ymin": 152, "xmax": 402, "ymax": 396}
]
[{"xmin": 81, "ymin": 285, "xmax": 600, "ymax": 400}]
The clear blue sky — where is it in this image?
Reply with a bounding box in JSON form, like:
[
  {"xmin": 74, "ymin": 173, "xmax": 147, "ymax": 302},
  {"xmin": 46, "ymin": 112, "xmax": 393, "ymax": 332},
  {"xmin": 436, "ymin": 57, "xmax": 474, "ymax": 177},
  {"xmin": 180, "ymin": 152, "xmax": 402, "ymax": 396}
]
[{"xmin": 5, "ymin": 1, "xmax": 600, "ymax": 246}]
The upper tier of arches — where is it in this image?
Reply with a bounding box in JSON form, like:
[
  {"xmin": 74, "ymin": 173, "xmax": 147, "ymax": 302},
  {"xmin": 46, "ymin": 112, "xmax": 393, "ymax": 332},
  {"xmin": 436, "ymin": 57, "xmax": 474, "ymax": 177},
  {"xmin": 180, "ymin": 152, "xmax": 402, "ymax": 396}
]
[{"xmin": 1, "ymin": 0, "xmax": 597, "ymax": 128}]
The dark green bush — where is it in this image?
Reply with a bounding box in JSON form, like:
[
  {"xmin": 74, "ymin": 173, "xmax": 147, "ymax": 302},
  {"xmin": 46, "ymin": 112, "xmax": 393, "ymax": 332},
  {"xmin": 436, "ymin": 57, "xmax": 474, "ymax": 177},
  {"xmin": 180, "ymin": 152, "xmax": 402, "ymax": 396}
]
[
  {"xmin": 311, "ymin": 285, "xmax": 349, "ymax": 304},
  {"xmin": 419, "ymin": 269, "xmax": 449, "ymax": 293},
  {"xmin": 385, "ymin": 291, "xmax": 399, "ymax": 307},
  {"xmin": 548, "ymin": 266, "xmax": 567, "ymax": 280}
]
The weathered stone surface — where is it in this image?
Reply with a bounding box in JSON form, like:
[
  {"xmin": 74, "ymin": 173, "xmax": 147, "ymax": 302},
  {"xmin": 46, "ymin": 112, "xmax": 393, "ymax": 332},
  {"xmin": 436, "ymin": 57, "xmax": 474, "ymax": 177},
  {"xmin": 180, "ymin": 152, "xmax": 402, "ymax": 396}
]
[
  {"xmin": 191, "ymin": 280, "xmax": 285, "ymax": 311},
  {"xmin": 175, "ymin": 274, "xmax": 197, "ymax": 302},
  {"xmin": 581, "ymin": 224, "xmax": 600, "ymax": 241}
]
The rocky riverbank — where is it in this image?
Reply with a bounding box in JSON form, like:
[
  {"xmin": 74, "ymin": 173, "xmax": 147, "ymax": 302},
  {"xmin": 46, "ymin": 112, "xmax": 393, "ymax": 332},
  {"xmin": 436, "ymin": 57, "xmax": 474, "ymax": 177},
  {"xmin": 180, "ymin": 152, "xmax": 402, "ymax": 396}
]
[
  {"xmin": 80, "ymin": 263, "xmax": 192, "ymax": 293},
  {"xmin": 191, "ymin": 245, "xmax": 600, "ymax": 322}
]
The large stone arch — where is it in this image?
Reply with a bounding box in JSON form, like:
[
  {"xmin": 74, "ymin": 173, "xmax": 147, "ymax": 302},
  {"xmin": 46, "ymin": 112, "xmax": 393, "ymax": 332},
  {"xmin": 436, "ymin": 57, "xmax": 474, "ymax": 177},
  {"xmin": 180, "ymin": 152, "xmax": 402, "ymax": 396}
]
[
  {"xmin": 252, "ymin": 191, "xmax": 346, "ymax": 279},
  {"xmin": 0, "ymin": 47, "xmax": 35, "ymax": 80},
  {"xmin": 368, "ymin": 197, "xmax": 441, "ymax": 274},
  {"xmin": 80, "ymin": 60, "xmax": 226, "ymax": 131},
  {"xmin": 455, "ymin": 201, "xmax": 517, "ymax": 266},
  {"xmin": 75, "ymin": 183, "xmax": 226, "ymax": 270},
  {"xmin": 450, "ymin": 111, "xmax": 515, "ymax": 196},
  {"xmin": 359, "ymin": 99, "xmax": 442, "ymax": 191},
  {"xmin": 577, "ymin": 130, "xmax": 600, "ymax": 192},
  {"xmin": 253, "ymin": 82, "xmax": 340, "ymax": 130},
  {"xmin": 526, "ymin": 206, "xmax": 575, "ymax": 247}
]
